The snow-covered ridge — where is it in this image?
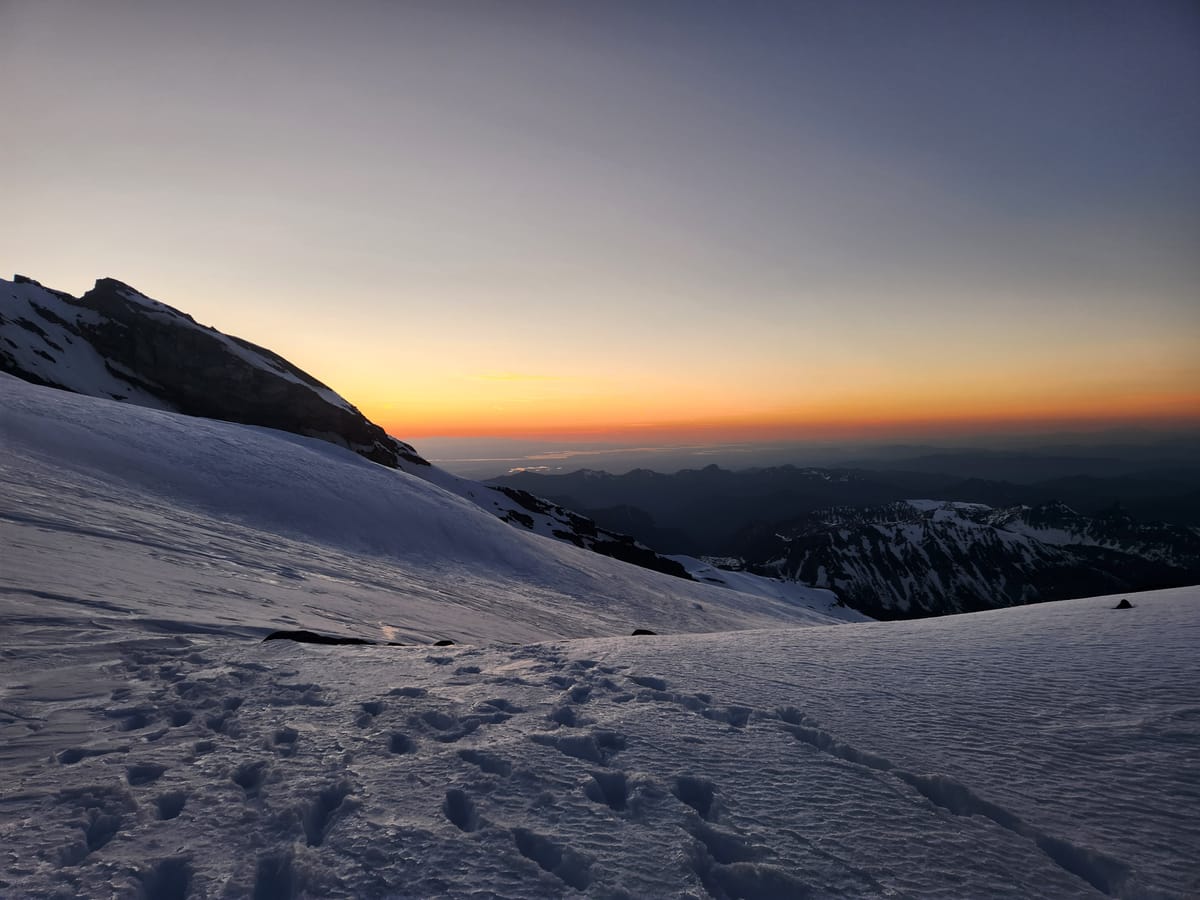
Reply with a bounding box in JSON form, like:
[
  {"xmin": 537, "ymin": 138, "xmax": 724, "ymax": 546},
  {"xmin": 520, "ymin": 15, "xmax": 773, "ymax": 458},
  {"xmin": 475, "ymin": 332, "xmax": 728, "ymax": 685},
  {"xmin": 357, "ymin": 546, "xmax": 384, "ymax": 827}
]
[
  {"xmin": 0, "ymin": 275, "xmax": 421, "ymax": 462},
  {"xmin": 0, "ymin": 274, "xmax": 718, "ymax": 583},
  {"xmin": 0, "ymin": 277, "xmax": 175, "ymax": 409},
  {"xmin": 904, "ymin": 498, "xmax": 991, "ymax": 513},
  {"xmin": 99, "ymin": 277, "xmax": 363, "ymax": 415}
]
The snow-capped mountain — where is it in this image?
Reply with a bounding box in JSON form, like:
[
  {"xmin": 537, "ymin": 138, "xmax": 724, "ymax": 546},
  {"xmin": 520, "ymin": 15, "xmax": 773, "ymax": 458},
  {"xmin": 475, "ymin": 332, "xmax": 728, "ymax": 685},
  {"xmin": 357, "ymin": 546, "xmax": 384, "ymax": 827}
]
[
  {"xmin": 1, "ymin": 371, "xmax": 1195, "ymax": 897},
  {"xmin": 732, "ymin": 499, "xmax": 1200, "ymax": 618},
  {"xmin": 0, "ymin": 275, "xmax": 693, "ymax": 581}
]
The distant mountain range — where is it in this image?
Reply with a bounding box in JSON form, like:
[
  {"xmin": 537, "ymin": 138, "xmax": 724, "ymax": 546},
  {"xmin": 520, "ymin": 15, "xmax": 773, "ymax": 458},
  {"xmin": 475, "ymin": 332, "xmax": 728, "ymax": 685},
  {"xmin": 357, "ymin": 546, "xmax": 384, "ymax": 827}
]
[
  {"xmin": 493, "ymin": 465, "xmax": 1200, "ymax": 557},
  {"xmin": 494, "ymin": 463, "xmax": 1200, "ymax": 619},
  {"xmin": 729, "ymin": 499, "xmax": 1200, "ymax": 619},
  {"xmin": 495, "ymin": 466, "xmax": 941, "ymax": 553}
]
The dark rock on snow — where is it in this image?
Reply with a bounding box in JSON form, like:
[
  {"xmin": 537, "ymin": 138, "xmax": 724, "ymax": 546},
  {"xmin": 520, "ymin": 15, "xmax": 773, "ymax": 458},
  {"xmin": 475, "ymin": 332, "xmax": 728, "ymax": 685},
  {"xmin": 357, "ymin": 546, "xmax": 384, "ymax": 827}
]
[{"xmin": 263, "ymin": 630, "xmax": 376, "ymax": 646}]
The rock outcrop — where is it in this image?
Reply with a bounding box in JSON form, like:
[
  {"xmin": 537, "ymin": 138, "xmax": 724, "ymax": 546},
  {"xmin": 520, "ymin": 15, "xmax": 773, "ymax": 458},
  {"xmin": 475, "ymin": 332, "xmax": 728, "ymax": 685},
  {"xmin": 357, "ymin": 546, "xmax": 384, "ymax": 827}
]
[{"xmin": 2, "ymin": 275, "xmax": 426, "ymax": 467}]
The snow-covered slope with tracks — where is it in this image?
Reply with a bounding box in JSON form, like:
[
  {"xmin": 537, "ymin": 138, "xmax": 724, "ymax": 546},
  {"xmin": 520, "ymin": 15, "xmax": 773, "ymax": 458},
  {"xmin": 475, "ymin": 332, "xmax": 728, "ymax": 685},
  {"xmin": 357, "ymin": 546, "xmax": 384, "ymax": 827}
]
[{"xmin": 1, "ymin": 373, "xmax": 1196, "ymax": 898}]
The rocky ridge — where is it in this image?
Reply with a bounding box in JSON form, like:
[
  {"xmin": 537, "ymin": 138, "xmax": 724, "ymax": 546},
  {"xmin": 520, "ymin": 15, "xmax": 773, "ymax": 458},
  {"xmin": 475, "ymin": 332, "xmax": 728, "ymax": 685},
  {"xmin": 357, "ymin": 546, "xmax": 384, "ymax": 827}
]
[{"xmin": 0, "ymin": 275, "xmax": 690, "ymax": 580}]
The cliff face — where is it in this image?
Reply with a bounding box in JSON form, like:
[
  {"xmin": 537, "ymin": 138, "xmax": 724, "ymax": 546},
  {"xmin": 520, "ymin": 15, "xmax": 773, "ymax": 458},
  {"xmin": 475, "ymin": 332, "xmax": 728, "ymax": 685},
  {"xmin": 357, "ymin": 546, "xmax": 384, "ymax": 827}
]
[{"xmin": 2, "ymin": 275, "xmax": 427, "ymax": 468}]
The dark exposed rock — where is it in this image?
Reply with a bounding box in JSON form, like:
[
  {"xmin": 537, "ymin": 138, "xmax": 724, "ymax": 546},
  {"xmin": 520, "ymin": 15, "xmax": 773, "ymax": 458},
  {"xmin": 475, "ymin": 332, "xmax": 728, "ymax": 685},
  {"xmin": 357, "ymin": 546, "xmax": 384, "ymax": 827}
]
[
  {"xmin": 631, "ymin": 629, "xmax": 657, "ymax": 636},
  {"xmin": 2, "ymin": 276, "xmax": 428, "ymax": 469},
  {"xmin": 588, "ymin": 537, "xmax": 693, "ymax": 580},
  {"xmin": 432, "ymin": 639, "xmax": 456, "ymax": 647},
  {"xmin": 1114, "ymin": 598, "xmax": 1134, "ymax": 609},
  {"xmin": 262, "ymin": 630, "xmax": 376, "ymax": 646},
  {"xmin": 501, "ymin": 509, "xmax": 535, "ymax": 528},
  {"xmin": 493, "ymin": 485, "xmax": 694, "ymax": 581},
  {"xmin": 76, "ymin": 279, "xmax": 428, "ymax": 468}
]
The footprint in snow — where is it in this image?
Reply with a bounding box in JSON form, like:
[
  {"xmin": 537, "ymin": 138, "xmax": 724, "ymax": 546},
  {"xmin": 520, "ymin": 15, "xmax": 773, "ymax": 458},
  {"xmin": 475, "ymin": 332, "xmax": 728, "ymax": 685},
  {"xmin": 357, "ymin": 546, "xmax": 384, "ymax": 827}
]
[
  {"xmin": 457, "ymin": 748, "xmax": 511, "ymax": 776},
  {"xmin": 273, "ymin": 726, "xmax": 299, "ymax": 756},
  {"xmin": 138, "ymin": 856, "xmax": 192, "ymax": 900},
  {"xmin": 531, "ymin": 729, "xmax": 626, "ymax": 765},
  {"xmin": 411, "ymin": 708, "xmax": 512, "ymax": 744},
  {"xmin": 156, "ymin": 790, "xmax": 188, "ymax": 820},
  {"xmin": 672, "ymin": 775, "xmax": 719, "ymax": 821},
  {"xmin": 566, "ymin": 684, "xmax": 592, "ymax": 704},
  {"xmin": 303, "ymin": 782, "xmax": 352, "ymax": 847},
  {"xmin": 56, "ymin": 783, "xmax": 136, "ymax": 864},
  {"xmin": 549, "ymin": 705, "xmax": 590, "ymax": 728},
  {"xmin": 388, "ymin": 732, "xmax": 415, "ymax": 754},
  {"xmin": 126, "ymin": 762, "xmax": 167, "ymax": 786},
  {"xmin": 443, "ymin": 788, "xmax": 480, "ymax": 832},
  {"xmin": 231, "ymin": 760, "xmax": 269, "ymax": 797},
  {"xmin": 583, "ymin": 770, "xmax": 631, "ymax": 811},
  {"xmin": 512, "ymin": 828, "xmax": 592, "ymax": 891},
  {"xmin": 354, "ymin": 700, "xmax": 385, "ymax": 727},
  {"xmin": 626, "ymin": 674, "xmax": 669, "ymax": 692}
]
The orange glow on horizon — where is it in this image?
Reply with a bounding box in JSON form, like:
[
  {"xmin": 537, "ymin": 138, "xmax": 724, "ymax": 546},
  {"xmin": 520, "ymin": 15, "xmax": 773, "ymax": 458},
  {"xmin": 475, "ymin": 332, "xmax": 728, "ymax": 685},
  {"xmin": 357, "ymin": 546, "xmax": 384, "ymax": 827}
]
[
  {"xmin": 346, "ymin": 332, "xmax": 1200, "ymax": 444},
  {"xmin": 372, "ymin": 390, "xmax": 1200, "ymax": 442}
]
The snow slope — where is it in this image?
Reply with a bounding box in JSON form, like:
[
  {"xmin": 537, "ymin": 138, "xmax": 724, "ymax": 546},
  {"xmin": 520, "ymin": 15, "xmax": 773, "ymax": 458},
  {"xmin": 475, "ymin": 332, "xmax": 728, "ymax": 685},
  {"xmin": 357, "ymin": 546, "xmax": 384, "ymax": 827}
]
[
  {"xmin": 2, "ymin": 375, "xmax": 1197, "ymax": 898},
  {"xmin": 0, "ymin": 374, "xmax": 856, "ymax": 642},
  {"xmin": 3, "ymin": 591, "xmax": 1196, "ymax": 898},
  {"xmin": 1, "ymin": 275, "xmax": 730, "ymax": 584}
]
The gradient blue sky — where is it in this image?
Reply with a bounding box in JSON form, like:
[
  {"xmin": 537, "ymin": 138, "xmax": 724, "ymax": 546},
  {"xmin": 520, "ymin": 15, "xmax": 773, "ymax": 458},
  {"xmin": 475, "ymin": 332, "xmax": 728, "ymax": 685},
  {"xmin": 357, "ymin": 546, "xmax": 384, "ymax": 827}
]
[{"xmin": 2, "ymin": 1, "xmax": 1197, "ymax": 439}]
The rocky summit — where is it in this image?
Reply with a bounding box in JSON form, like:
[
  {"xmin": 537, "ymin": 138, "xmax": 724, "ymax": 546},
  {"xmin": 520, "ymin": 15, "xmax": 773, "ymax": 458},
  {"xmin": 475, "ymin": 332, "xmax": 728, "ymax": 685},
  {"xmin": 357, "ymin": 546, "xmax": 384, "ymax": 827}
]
[{"xmin": 2, "ymin": 275, "xmax": 427, "ymax": 469}]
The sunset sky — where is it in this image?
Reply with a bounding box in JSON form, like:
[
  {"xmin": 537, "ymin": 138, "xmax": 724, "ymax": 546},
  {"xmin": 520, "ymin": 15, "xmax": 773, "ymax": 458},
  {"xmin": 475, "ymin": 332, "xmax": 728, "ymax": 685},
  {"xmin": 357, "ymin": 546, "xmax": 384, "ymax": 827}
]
[{"xmin": 2, "ymin": 1, "xmax": 1197, "ymax": 442}]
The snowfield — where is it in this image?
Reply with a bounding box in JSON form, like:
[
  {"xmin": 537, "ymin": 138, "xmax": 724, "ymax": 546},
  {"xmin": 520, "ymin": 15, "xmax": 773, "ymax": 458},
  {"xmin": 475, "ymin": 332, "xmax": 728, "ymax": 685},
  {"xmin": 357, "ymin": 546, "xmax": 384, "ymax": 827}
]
[
  {"xmin": 0, "ymin": 374, "xmax": 856, "ymax": 644},
  {"xmin": 1, "ymin": 375, "xmax": 1198, "ymax": 898}
]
